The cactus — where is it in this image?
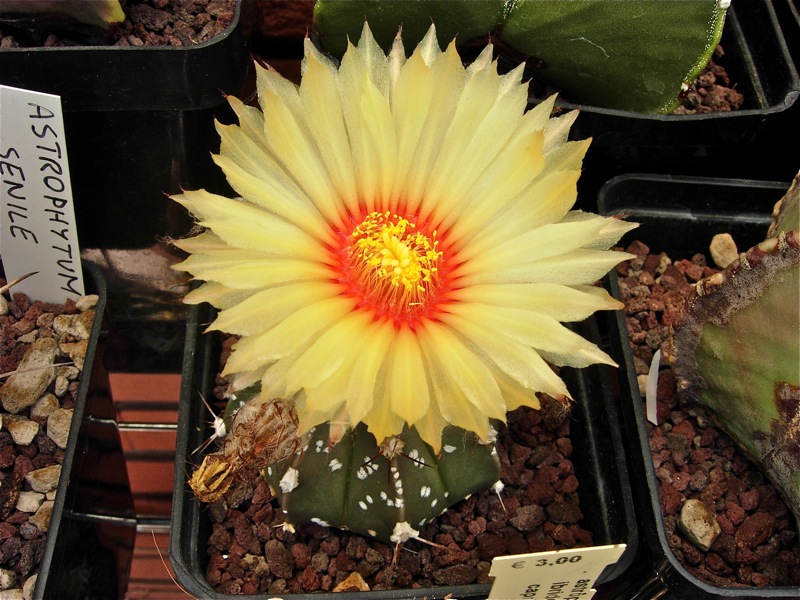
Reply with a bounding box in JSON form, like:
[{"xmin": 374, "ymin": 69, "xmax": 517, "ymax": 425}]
[
  {"xmin": 263, "ymin": 421, "xmax": 501, "ymax": 543},
  {"xmin": 313, "ymin": 0, "xmax": 729, "ymax": 113},
  {"xmin": 670, "ymin": 175, "xmax": 800, "ymax": 523},
  {"xmin": 189, "ymin": 386, "xmax": 501, "ymax": 544},
  {"xmin": 0, "ymin": 0, "xmax": 125, "ymax": 30},
  {"xmin": 177, "ymin": 21, "xmax": 634, "ymax": 545}
]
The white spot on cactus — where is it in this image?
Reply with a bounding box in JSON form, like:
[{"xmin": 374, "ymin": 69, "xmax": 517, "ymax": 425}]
[
  {"xmin": 279, "ymin": 467, "xmax": 300, "ymax": 493},
  {"xmin": 368, "ymin": 529, "xmax": 377, "ymax": 536},
  {"xmin": 420, "ymin": 486, "xmax": 431, "ymax": 498},
  {"xmin": 366, "ymin": 495, "xmax": 373, "ymax": 504},
  {"xmin": 359, "ymin": 501, "xmax": 368, "ymax": 510},
  {"xmin": 266, "ymin": 467, "xmax": 272, "ymax": 476},
  {"xmin": 419, "ymin": 519, "xmax": 426, "ymax": 527},
  {"xmin": 443, "ymin": 444, "xmax": 456, "ymax": 453},
  {"xmin": 310, "ymin": 518, "xmax": 329, "ymax": 527},
  {"xmin": 281, "ymin": 522, "xmax": 295, "ymax": 533},
  {"xmin": 387, "ymin": 499, "xmax": 394, "ymax": 507},
  {"xmin": 431, "ymin": 498, "xmax": 438, "ymax": 508},
  {"xmin": 380, "ymin": 491, "xmax": 388, "ymax": 500},
  {"xmin": 315, "ymin": 440, "xmax": 324, "ymax": 453},
  {"xmin": 329, "ymin": 458, "xmax": 343, "ymax": 472},
  {"xmin": 395, "ymin": 498, "xmax": 404, "ymax": 508},
  {"xmin": 390, "ymin": 521, "xmax": 419, "ymax": 544},
  {"xmin": 492, "ymin": 480, "xmax": 505, "ymax": 494},
  {"xmin": 485, "ymin": 424, "xmax": 498, "ymax": 444}
]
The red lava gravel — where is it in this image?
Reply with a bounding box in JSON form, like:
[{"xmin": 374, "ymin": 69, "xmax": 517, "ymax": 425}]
[
  {"xmin": 0, "ymin": 0, "xmax": 235, "ymax": 48},
  {"xmin": 199, "ymin": 340, "xmax": 594, "ymax": 594},
  {"xmin": 616, "ymin": 240, "xmax": 800, "ymax": 588},
  {"xmin": 0, "ymin": 290, "xmax": 91, "ymax": 594},
  {"xmin": 673, "ymin": 45, "xmax": 744, "ymax": 114}
]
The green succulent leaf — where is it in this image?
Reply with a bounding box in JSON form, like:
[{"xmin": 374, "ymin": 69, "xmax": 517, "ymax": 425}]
[{"xmin": 313, "ymin": 0, "xmax": 728, "ymax": 113}]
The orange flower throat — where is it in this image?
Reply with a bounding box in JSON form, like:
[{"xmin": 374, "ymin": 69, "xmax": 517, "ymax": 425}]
[{"xmin": 344, "ymin": 211, "xmax": 443, "ymax": 322}]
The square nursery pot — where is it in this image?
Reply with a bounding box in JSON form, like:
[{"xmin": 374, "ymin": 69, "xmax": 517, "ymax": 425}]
[
  {"xmin": 550, "ymin": 0, "xmax": 800, "ymax": 206},
  {"xmin": 598, "ymin": 174, "xmax": 798, "ymax": 598},
  {"xmin": 0, "ymin": 262, "xmax": 136, "ymax": 599},
  {"xmin": 0, "ymin": 0, "xmax": 249, "ymax": 251},
  {"xmin": 169, "ymin": 303, "xmax": 638, "ymax": 598}
]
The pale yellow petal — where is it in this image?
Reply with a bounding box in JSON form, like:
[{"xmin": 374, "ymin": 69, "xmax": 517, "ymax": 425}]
[
  {"xmin": 439, "ymin": 309, "xmax": 572, "ymax": 399},
  {"xmin": 182, "ymin": 281, "xmax": 253, "ymax": 309},
  {"xmin": 177, "ymin": 251, "xmax": 330, "ymax": 290},
  {"xmin": 450, "ymin": 282, "xmax": 623, "ymax": 321},
  {"xmin": 362, "ymin": 388, "xmax": 406, "ymax": 447},
  {"xmin": 390, "ymin": 40, "xmax": 465, "ymax": 212},
  {"xmin": 258, "ymin": 66, "xmax": 346, "ymax": 230},
  {"xmin": 286, "ymin": 309, "xmax": 374, "ymax": 390},
  {"xmin": 417, "ymin": 321, "xmax": 506, "ymax": 422},
  {"xmin": 385, "ymin": 326, "xmax": 430, "ymax": 425},
  {"xmin": 223, "ymin": 296, "xmax": 356, "ymax": 372},
  {"xmin": 210, "ymin": 282, "xmax": 339, "ymax": 336},
  {"xmin": 300, "ymin": 40, "xmax": 359, "ymax": 216},
  {"xmin": 345, "ymin": 318, "xmax": 394, "ymax": 424},
  {"xmin": 457, "ymin": 213, "xmax": 626, "ymax": 276},
  {"xmin": 461, "ymin": 248, "xmax": 634, "ymax": 287},
  {"xmin": 448, "ymin": 302, "xmax": 615, "ymax": 368},
  {"xmin": 338, "ymin": 44, "xmax": 397, "ymax": 212},
  {"xmin": 410, "ymin": 402, "xmax": 448, "ymax": 453},
  {"xmin": 493, "ymin": 367, "xmax": 544, "ymax": 412}
]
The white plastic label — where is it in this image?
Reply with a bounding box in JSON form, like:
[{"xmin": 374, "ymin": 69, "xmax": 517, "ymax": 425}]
[
  {"xmin": 0, "ymin": 85, "xmax": 84, "ymax": 303},
  {"xmin": 488, "ymin": 544, "xmax": 626, "ymax": 600}
]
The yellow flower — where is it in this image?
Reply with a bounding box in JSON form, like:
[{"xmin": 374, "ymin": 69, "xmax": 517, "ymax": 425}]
[{"xmin": 172, "ymin": 23, "xmax": 636, "ymax": 452}]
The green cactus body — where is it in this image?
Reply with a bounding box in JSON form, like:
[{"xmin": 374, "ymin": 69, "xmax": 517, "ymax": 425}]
[
  {"xmin": 264, "ymin": 422, "xmax": 502, "ymax": 543},
  {"xmin": 313, "ymin": 0, "xmax": 728, "ymax": 113},
  {"xmin": 671, "ymin": 180, "xmax": 800, "ymax": 523}
]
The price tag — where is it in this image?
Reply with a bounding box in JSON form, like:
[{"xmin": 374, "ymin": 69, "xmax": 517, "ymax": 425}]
[
  {"xmin": 488, "ymin": 544, "xmax": 626, "ymax": 600},
  {"xmin": 0, "ymin": 85, "xmax": 84, "ymax": 303}
]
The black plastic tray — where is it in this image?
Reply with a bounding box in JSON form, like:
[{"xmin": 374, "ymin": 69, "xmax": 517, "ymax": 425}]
[
  {"xmin": 31, "ymin": 261, "xmax": 136, "ymax": 600},
  {"xmin": 556, "ymin": 0, "xmax": 799, "ymax": 206},
  {"xmin": 0, "ymin": 1, "xmax": 246, "ymax": 112},
  {"xmin": 599, "ymin": 173, "xmax": 797, "ymax": 599},
  {"xmin": 170, "ymin": 304, "xmax": 638, "ymax": 599},
  {"xmin": 0, "ymin": 1, "xmax": 249, "ymax": 250}
]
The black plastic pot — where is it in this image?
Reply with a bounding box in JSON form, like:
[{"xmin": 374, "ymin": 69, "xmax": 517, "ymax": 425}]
[
  {"xmin": 0, "ymin": 0, "xmax": 249, "ymax": 250},
  {"xmin": 170, "ymin": 304, "xmax": 638, "ymax": 598},
  {"xmin": 5, "ymin": 262, "xmax": 137, "ymax": 599},
  {"xmin": 598, "ymin": 174, "xmax": 797, "ymax": 599},
  {"xmin": 555, "ymin": 0, "xmax": 799, "ymax": 208}
]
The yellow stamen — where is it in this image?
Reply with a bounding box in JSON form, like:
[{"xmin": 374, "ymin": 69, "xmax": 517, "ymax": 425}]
[{"xmin": 348, "ymin": 211, "xmax": 442, "ymax": 318}]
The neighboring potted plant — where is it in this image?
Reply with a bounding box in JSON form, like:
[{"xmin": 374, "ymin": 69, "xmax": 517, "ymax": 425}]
[
  {"xmin": 0, "ymin": 0, "xmax": 251, "ymax": 371},
  {"xmin": 0, "ymin": 0, "xmax": 248, "ymax": 250},
  {"xmin": 0, "ymin": 262, "xmax": 136, "ymax": 599},
  {"xmin": 599, "ymin": 174, "xmax": 800, "ymax": 598},
  {"xmin": 169, "ymin": 22, "xmax": 638, "ymax": 597},
  {"xmin": 310, "ymin": 0, "xmax": 799, "ymax": 200}
]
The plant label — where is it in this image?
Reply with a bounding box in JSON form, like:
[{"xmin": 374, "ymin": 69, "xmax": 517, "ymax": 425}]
[
  {"xmin": 488, "ymin": 543, "xmax": 626, "ymax": 600},
  {"xmin": 0, "ymin": 85, "xmax": 84, "ymax": 303}
]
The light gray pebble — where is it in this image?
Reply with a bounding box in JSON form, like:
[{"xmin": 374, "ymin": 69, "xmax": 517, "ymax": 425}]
[
  {"xmin": 47, "ymin": 408, "xmax": 73, "ymax": 449},
  {"xmin": 25, "ymin": 465, "xmax": 61, "ymax": 493},
  {"xmin": 15, "ymin": 491, "xmax": 43, "ymax": 514}
]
